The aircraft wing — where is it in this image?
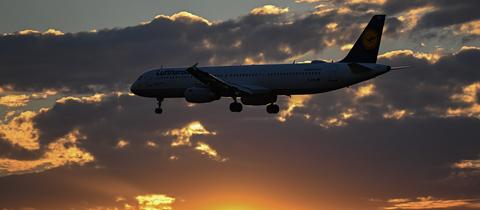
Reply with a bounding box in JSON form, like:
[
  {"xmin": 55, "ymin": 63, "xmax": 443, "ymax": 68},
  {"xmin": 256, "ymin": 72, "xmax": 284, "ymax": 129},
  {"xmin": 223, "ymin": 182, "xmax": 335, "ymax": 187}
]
[{"xmin": 186, "ymin": 63, "xmax": 256, "ymax": 96}]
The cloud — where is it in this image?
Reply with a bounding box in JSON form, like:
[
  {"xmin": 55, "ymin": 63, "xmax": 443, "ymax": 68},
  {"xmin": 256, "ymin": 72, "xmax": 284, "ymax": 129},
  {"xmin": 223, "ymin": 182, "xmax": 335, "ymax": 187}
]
[
  {"xmin": 195, "ymin": 142, "xmax": 228, "ymax": 162},
  {"xmin": 154, "ymin": 11, "xmax": 212, "ymax": 26},
  {"xmin": 0, "ymin": 110, "xmax": 43, "ymax": 150},
  {"xmin": 383, "ymin": 196, "xmax": 480, "ymax": 209},
  {"xmin": 56, "ymin": 93, "xmax": 106, "ymax": 104},
  {"xmin": 0, "ymin": 89, "xmax": 57, "ymax": 108},
  {"xmin": 164, "ymin": 121, "xmax": 216, "ymax": 147},
  {"xmin": 115, "ymin": 139, "xmax": 130, "ymax": 149},
  {"xmin": 250, "ymin": 5, "xmax": 289, "ymax": 15},
  {"xmin": 163, "ymin": 121, "xmax": 226, "ymax": 162},
  {"xmin": 446, "ymin": 82, "xmax": 480, "ymax": 118},
  {"xmin": 0, "ymin": 129, "xmax": 94, "ymax": 177},
  {"xmin": 453, "ymin": 159, "xmax": 480, "ymax": 170},
  {"xmin": 135, "ymin": 194, "xmax": 176, "ymax": 210},
  {"xmin": 0, "ymin": 94, "xmax": 30, "ymax": 107},
  {"xmin": 278, "ymin": 95, "xmax": 312, "ymax": 122}
]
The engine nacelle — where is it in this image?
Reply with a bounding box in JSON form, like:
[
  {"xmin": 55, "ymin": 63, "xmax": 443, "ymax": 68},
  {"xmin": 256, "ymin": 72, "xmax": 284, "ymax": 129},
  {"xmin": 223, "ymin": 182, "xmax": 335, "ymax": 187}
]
[
  {"xmin": 184, "ymin": 87, "xmax": 220, "ymax": 103},
  {"xmin": 241, "ymin": 95, "xmax": 277, "ymax": 105}
]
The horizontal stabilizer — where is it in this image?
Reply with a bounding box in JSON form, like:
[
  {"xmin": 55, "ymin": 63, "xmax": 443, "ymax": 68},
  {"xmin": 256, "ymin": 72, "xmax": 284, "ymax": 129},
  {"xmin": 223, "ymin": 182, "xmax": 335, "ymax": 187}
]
[{"xmin": 388, "ymin": 66, "xmax": 410, "ymax": 70}]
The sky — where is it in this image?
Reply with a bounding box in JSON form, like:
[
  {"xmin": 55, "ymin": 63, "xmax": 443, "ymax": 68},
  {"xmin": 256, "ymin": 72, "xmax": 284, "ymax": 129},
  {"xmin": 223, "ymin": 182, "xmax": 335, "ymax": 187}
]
[{"xmin": 0, "ymin": 0, "xmax": 480, "ymax": 210}]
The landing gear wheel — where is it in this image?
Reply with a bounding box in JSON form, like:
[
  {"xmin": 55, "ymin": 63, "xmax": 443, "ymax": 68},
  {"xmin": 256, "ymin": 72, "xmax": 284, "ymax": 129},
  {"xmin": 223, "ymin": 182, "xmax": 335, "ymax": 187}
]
[
  {"xmin": 266, "ymin": 104, "xmax": 280, "ymax": 114},
  {"xmin": 155, "ymin": 98, "xmax": 164, "ymax": 114},
  {"xmin": 229, "ymin": 102, "xmax": 243, "ymax": 112}
]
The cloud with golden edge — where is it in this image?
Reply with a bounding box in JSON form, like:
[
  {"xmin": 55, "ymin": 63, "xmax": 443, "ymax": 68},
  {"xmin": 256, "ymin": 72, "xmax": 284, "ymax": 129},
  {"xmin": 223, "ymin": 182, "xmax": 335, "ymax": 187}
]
[
  {"xmin": 164, "ymin": 121, "xmax": 216, "ymax": 147},
  {"xmin": 447, "ymin": 82, "xmax": 480, "ymax": 118},
  {"xmin": 0, "ymin": 129, "xmax": 94, "ymax": 177},
  {"xmin": 379, "ymin": 49, "xmax": 443, "ymax": 64},
  {"xmin": 56, "ymin": 93, "xmax": 106, "ymax": 104},
  {"xmin": 163, "ymin": 121, "xmax": 226, "ymax": 162},
  {"xmin": 250, "ymin": 5, "xmax": 289, "ymax": 15},
  {"xmin": 136, "ymin": 194, "xmax": 176, "ymax": 210},
  {"xmin": 16, "ymin": 28, "xmax": 64, "ymax": 36},
  {"xmin": 318, "ymin": 108, "xmax": 359, "ymax": 128},
  {"xmin": 384, "ymin": 196, "xmax": 480, "ymax": 210},
  {"xmin": 154, "ymin": 11, "xmax": 212, "ymax": 26},
  {"xmin": 353, "ymin": 83, "xmax": 376, "ymax": 99},
  {"xmin": 146, "ymin": 140, "xmax": 158, "ymax": 148},
  {"xmin": 458, "ymin": 20, "xmax": 480, "ymax": 35},
  {"xmin": 0, "ymin": 94, "xmax": 30, "ymax": 107},
  {"xmin": 340, "ymin": 44, "xmax": 354, "ymax": 51},
  {"xmin": 0, "ymin": 110, "xmax": 49, "ymax": 150},
  {"xmin": 397, "ymin": 6, "xmax": 436, "ymax": 32},
  {"xmin": 383, "ymin": 109, "xmax": 414, "ymax": 120},
  {"xmin": 453, "ymin": 159, "xmax": 480, "ymax": 170},
  {"xmin": 116, "ymin": 139, "xmax": 130, "ymax": 149},
  {"xmin": 0, "ymin": 89, "xmax": 58, "ymax": 107},
  {"xmin": 195, "ymin": 142, "xmax": 228, "ymax": 162},
  {"xmin": 278, "ymin": 95, "xmax": 312, "ymax": 122}
]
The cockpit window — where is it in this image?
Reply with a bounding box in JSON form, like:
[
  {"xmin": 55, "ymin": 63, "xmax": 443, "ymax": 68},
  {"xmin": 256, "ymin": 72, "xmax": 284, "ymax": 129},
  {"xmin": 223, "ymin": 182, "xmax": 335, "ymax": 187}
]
[{"xmin": 138, "ymin": 75, "xmax": 144, "ymax": 80}]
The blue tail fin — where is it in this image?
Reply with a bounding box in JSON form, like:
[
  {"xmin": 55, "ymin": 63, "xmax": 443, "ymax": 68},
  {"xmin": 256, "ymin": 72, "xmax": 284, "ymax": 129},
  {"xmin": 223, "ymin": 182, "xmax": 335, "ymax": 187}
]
[{"xmin": 339, "ymin": 15, "xmax": 385, "ymax": 63}]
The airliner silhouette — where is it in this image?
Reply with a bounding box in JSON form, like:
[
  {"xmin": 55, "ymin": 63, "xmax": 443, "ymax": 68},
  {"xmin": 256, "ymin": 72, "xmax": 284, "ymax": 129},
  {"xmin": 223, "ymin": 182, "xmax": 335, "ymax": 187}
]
[{"xmin": 131, "ymin": 15, "xmax": 406, "ymax": 114}]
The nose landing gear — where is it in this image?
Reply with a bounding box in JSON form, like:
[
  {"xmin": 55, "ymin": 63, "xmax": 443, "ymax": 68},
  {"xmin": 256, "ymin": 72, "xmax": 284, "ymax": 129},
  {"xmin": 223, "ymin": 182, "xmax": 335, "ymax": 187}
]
[{"xmin": 155, "ymin": 98, "xmax": 164, "ymax": 114}]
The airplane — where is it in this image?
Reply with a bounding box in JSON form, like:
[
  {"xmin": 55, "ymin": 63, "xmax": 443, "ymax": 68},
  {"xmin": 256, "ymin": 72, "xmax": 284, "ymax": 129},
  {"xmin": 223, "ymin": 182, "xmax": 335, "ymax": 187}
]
[{"xmin": 130, "ymin": 14, "xmax": 407, "ymax": 114}]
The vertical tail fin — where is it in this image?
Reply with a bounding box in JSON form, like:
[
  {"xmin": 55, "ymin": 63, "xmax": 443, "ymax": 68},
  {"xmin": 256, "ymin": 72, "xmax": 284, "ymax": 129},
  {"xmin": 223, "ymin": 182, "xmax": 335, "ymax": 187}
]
[{"xmin": 339, "ymin": 15, "xmax": 385, "ymax": 63}]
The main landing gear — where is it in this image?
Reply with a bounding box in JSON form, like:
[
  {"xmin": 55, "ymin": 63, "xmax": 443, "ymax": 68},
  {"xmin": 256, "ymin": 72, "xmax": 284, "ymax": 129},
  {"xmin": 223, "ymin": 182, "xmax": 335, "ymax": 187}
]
[
  {"xmin": 155, "ymin": 97, "xmax": 163, "ymax": 114},
  {"xmin": 266, "ymin": 103, "xmax": 280, "ymax": 114},
  {"xmin": 229, "ymin": 97, "xmax": 280, "ymax": 114},
  {"xmin": 229, "ymin": 97, "xmax": 243, "ymax": 112}
]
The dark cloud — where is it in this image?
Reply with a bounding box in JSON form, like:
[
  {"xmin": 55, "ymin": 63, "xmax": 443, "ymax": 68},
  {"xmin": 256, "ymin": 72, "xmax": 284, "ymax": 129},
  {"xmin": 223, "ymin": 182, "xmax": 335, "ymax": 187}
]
[
  {"xmin": 0, "ymin": 9, "xmax": 396, "ymax": 94},
  {"xmin": 415, "ymin": 0, "xmax": 480, "ymax": 29}
]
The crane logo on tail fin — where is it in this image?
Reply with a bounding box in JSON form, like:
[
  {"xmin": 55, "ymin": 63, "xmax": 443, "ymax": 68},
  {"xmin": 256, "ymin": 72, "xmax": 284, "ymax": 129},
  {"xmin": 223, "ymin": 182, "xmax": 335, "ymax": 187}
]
[{"xmin": 362, "ymin": 30, "xmax": 379, "ymax": 50}]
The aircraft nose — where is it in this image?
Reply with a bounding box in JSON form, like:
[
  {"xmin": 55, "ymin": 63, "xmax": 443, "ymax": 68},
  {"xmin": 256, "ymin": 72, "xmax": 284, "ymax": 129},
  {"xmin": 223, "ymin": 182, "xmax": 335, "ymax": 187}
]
[{"xmin": 130, "ymin": 81, "xmax": 140, "ymax": 95}]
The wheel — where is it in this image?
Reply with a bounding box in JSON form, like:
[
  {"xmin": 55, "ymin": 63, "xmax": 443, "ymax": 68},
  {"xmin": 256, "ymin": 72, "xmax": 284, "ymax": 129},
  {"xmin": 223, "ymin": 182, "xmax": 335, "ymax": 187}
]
[
  {"xmin": 229, "ymin": 102, "xmax": 243, "ymax": 112},
  {"xmin": 155, "ymin": 108, "xmax": 163, "ymax": 114},
  {"xmin": 266, "ymin": 104, "xmax": 279, "ymax": 114}
]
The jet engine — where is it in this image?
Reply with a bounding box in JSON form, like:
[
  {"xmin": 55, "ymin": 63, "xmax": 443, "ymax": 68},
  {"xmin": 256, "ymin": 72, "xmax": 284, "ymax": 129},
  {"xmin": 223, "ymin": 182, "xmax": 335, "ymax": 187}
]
[
  {"xmin": 241, "ymin": 95, "xmax": 277, "ymax": 105},
  {"xmin": 184, "ymin": 87, "xmax": 220, "ymax": 103}
]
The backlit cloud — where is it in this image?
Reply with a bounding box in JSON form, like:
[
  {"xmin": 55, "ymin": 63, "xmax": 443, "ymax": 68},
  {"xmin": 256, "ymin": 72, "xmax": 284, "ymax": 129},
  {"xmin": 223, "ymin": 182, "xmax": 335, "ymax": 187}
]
[
  {"xmin": 278, "ymin": 95, "xmax": 312, "ymax": 122},
  {"xmin": 195, "ymin": 142, "xmax": 227, "ymax": 162},
  {"xmin": 353, "ymin": 83, "xmax": 376, "ymax": 99},
  {"xmin": 384, "ymin": 196, "xmax": 480, "ymax": 210},
  {"xmin": 446, "ymin": 82, "xmax": 480, "ymax": 118},
  {"xmin": 116, "ymin": 139, "xmax": 130, "ymax": 149},
  {"xmin": 0, "ymin": 94, "xmax": 30, "ymax": 107},
  {"xmin": 0, "ymin": 129, "xmax": 94, "ymax": 177},
  {"xmin": 163, "ymin": 121, "xmax": 225, "ymax": 162},
  {"xmin": 135, "ymin": 194, "xmax": 176, "ymax": 210},
  {"xmin": 56, "ymin": 93, "xmax": 106, "ymax": 104},
  {"xmin": 0, "ymin": 110, "xmax": 43, "ymax": 150},
  {"xmin": 250, "ymin": 5, "xmax": 289, "ymax": 15},
  {"xmin": 154, "ymin": 11, "xmax": 212, "ymax": 26}
]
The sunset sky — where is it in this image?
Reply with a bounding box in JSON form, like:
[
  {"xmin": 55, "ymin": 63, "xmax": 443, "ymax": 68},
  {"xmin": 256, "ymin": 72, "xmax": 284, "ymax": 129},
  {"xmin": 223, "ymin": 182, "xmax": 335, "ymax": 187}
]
[{"xmin": 0, "ymin": 0, "xmax": 480, "ymax": 210}]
